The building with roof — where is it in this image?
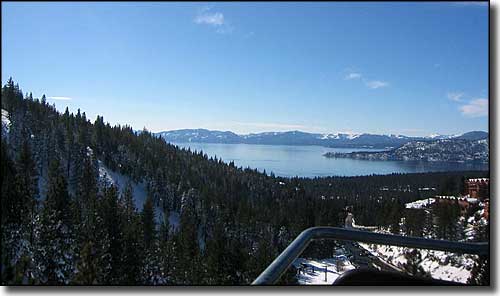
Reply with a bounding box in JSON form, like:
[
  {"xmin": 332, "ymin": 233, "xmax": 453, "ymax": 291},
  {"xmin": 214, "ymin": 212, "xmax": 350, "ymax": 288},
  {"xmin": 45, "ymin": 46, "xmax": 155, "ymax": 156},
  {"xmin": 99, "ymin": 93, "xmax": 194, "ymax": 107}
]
[{"xmin": 465, "ymin": 178, "xmax": 489, "ymax": 200}]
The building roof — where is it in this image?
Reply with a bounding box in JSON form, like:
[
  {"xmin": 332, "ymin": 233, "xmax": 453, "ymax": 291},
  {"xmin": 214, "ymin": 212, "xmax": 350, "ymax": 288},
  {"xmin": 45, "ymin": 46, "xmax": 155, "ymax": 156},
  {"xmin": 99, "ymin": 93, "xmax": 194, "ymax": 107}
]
[{"xmin": 467, "ymin": 178, "xmax": 489, "ymax": 182}]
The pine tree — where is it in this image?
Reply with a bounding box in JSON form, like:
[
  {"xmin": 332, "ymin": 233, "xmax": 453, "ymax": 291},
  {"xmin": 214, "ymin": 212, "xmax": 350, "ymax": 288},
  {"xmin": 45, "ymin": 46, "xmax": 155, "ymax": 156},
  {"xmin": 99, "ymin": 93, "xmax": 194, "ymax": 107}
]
[
  {"xmin": 140, "ymin": 195, "xmax": 164, "ymax": 284},
  {"xmin": 112, "ymin": 183, "xmax": 143, "ymax": 284},
  {"xmin": 157, "ymin": 212, "xmax": 175, "ymax": 283},
  {"xmin": 73, "ymin": 154, "xmax": 110, "ymax": 284},
  {"xmin": 16, "ymin": 140, "xmax": 38, "ymax": 241},
  {"xmin": 468, "ymin": 256, "xmax": 489, "ymax": 285},
  {"xmin": 403, "ymin": 249, "xmax": 429, "ymax": 278},
  {"xmin": 389, "ymin": 199, "xmax": 402, "ymax": 234},
  {"xmin": 404, "ymin": 209, "xmax": 425, "ymax": 237},
  {"xmin": 1, "ymin": 139, "xmax": 28, "ymax": 284},
  {"xmin": 100, "ymin": 185, "xmax": 124, "ymax": 284},
  {"xmin": 177, "ymin": 189, "xmax": 201, "ymax": 284},
  {"xmin": 142, "ymin": 196, "xmax": 156, "ymax": 250},
  {"xmin": 9, "ymin": 140, "xmax": 39, "ymax": 283},
  {"xmin": 35, "ymin": 159, "xmax": 76, "ymax": 284}
]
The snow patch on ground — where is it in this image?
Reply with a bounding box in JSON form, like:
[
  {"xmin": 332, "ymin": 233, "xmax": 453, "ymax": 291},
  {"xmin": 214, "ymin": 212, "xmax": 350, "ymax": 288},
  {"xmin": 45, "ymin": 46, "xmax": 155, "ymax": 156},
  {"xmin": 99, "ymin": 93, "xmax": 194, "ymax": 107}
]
[
  {"xmin": 358, "ymin": 243, "xmax": 474, "ymax": 284},
  {"xmin": 98, "ymin": 160, "xmax": 163, "ymax": 222},
  {"xmin": 293, "ymin": 257, "xmax": 355, "ymax": 285}
]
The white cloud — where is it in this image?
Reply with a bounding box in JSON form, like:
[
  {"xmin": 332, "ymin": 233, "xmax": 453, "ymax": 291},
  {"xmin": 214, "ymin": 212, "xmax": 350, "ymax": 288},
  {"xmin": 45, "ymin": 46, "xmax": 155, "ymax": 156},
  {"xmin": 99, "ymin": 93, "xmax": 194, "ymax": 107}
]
[
  {"xmin": 343, "ymin": 68, "xmax": 388, "ymax": 89},
  {"xmin": 345, "ymin": 73, "xmax": 362, "ymax": 80},
  {"xmin": 447, "ymin": 92, "xmax": 465, "ymax": 102},
  {"xmin": 194, "ymin": 11, "xmax": 225, "ymax": 26},
  {"xmin": 194, "ymin": 7, "xmax": 235, "ymax": 34},
  {"xmin": 47, "ymin": 96, "xmax": 72, "ymax": 101},
  {"xmin": 366, "ymin": 80, "xmax": 389, "ymax": 89},
  {"xmin": 460, "ymin": 98, "xmax": 488, "ymax": 118}
]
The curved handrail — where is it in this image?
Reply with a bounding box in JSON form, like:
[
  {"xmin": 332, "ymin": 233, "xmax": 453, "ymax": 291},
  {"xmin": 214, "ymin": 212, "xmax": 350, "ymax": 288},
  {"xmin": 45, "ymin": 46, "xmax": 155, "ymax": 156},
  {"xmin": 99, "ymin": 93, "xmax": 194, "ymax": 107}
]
[{"xmin": 251, "ymin": 226, "xmax": 489, "ymax": 285}]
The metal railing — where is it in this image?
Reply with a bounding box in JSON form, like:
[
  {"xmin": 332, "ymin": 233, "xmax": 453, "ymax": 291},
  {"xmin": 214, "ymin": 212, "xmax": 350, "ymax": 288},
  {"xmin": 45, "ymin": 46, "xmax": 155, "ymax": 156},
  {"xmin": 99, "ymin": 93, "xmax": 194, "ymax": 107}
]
[{"xmin": 251, "ymin": 226, "xmax": 489, "ymax": 285}]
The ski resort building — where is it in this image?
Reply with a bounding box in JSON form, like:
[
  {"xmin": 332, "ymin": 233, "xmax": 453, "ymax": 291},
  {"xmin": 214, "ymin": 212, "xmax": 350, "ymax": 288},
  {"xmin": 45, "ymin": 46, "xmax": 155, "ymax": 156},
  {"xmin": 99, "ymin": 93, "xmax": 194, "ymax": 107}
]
[{"xmin": 465, "ymin": 178, "xmax": 489, "ymax": 200}]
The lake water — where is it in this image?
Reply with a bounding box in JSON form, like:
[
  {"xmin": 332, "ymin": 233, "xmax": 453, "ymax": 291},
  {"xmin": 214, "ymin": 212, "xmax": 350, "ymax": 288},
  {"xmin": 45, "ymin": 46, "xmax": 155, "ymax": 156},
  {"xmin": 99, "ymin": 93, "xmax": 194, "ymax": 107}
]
[{"xmin": 172, "ymin": 142, "xmax": 488, "ymax": 178}]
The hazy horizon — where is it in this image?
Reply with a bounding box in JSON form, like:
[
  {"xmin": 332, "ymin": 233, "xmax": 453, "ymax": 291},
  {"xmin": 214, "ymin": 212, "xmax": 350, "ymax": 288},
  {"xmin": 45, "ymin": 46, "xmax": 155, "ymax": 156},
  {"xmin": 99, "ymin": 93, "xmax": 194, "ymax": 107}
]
[{"xmin": 157, "ymin": 126, "xmax": 488, "ymax": 137}]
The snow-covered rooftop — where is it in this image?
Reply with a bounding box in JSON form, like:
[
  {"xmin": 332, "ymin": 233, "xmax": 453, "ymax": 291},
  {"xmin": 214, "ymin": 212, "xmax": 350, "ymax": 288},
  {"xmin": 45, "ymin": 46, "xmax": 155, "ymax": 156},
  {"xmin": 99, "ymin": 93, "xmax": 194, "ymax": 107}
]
[
  {"xmin": 405, "ymin": 198, "xmax": 435, "ymax": 209},
  {"xmin": 467, "ymin": 178, "xmax": 489, "ymax": 182}
]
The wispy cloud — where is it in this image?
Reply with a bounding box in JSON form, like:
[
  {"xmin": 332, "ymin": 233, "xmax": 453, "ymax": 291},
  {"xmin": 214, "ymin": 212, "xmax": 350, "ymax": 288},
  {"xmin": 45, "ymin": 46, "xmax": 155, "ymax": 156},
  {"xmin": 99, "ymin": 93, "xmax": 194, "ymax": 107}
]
[
  {"xmin": 447, "ymin": 92, "xmax": 465, "ymax": 102},
  {"xmin": 460, "ymin": 98, "xmax": 488, "ymax": 118},
  {"xmin": 366, "ymin": 80, "xmax": 389, "ymax": 89},
  {"xmin": 345, "ymin": 73, "xmax": 362, "ymax": 80},
  {"xmin": 195, "ymin": 12, "xmax": 224, "ymax": 26},
  {"xmin": 194, "ymin": 7, "xmax": 233, "ymax": 34},
  {"xmin": 47, "ymin": 96, "xmax": 72, "ymax": 101},
  {"xmin": 343, "ymin": 68, "xmax": 389, "ymax": 89}
]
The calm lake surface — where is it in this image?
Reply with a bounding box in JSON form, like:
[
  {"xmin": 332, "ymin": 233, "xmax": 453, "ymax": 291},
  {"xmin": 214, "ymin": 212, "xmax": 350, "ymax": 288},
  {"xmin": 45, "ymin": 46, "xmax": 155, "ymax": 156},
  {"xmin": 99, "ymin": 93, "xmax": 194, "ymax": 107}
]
[{"xmin": 172, "ymin": 142, "xmax": 488, "ymax": 178}]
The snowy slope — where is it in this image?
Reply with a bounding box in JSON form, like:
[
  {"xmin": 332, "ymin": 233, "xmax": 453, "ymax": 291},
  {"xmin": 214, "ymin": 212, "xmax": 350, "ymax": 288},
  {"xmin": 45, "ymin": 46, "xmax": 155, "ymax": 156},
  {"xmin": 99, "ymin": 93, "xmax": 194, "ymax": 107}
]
[
  {"xmin": 98, "ymin": 160, "xmax": 164, "ymax": 223},
  {"xmin": 358, "ymin": 243, "xmax": 474, "ymax": 283}
]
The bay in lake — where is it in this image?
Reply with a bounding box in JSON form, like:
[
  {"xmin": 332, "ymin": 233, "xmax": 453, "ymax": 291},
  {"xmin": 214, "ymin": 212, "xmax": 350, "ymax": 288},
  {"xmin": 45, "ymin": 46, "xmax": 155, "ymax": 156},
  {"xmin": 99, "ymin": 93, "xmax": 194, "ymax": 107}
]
[{"xmin": 172, "ymin": 142, "xmax": 488, "ymax": 178}]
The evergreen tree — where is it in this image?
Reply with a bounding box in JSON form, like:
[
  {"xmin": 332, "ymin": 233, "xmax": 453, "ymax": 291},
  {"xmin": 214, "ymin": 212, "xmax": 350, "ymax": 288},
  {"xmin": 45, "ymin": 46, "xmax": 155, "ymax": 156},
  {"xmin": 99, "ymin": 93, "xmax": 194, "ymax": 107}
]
[
  {"xmin": 1, "ymin": 139, "xmax": 31, "ymax": 284},
  {"xmin": 118, "ymin": 184, "xmax": 143, "ymax": 284},
  {"xmin": 157, "ymin": 212, "xmax": 176, "ymax": 283},
  {"xmin": 99, "ymin": 185, "xmax": 126, "ymax": 284},
  {"xmin": 141, "ymin": 195, "xmax": 164, "ymax": 284},
  {"xmin": 177, "ymin": 189, "xmax": 201, "ymax": 284},
  {"xmin": 389, "ymin": 199, "xmax": 403, "ymax": 234},
  {"xmin": 35, "ymin": 159, "xmax": 76, "ymax": 284},
  {"xmin": 468, "ymin": 256, "xmax": 489, "ymax": 285},
  {"xmin": 403, "ymin": 249, "xmax": 429, "ymax": 278},
  {"xmin": 16, "ymin": 140, "xmax": 39, "ymax": 243},
  {"xmin": 73, "ymin": 154, "xmax": 110, "ymax": 284},
  {"xmin": 404, "ymin": 209, "xmax": 425, "ymax": 237},
  {"xmin": 142, "ymin": 196, "xmax": 156, "ymax": 250}
]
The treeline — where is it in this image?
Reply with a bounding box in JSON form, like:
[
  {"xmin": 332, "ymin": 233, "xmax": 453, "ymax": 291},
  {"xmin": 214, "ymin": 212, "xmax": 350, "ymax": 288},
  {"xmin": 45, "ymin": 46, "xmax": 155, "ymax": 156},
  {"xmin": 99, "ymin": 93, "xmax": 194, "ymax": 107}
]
[{"xmin": 1, "ymin": 79, "xmax": 489, "ymax": 285}]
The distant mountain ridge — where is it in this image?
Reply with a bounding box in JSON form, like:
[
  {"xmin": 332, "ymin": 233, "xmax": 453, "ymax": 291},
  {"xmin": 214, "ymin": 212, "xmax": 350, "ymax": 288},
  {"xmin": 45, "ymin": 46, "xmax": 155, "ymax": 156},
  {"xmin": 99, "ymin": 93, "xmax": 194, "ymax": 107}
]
[
  {"xmin": 324, "ymin": 138, "xmax": 489, "ymax": 163},
  {"xmin": 156, "ymin": 129, "xmax": 488, "ymax": 149}
]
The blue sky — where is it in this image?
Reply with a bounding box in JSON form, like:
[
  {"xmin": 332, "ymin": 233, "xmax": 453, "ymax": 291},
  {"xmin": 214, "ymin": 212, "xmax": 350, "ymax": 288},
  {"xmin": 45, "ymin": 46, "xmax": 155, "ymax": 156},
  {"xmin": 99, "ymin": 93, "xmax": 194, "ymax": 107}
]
[{"xmin": 2, "ymin": 2, "xmax": 489, "ymax": 136}]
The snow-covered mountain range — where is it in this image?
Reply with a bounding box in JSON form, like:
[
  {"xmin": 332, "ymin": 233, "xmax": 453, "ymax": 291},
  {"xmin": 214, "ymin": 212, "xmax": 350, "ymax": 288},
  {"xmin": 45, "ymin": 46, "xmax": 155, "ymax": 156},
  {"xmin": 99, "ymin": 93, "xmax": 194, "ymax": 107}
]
[{"xmin": 156, "ymin": 129, "xmax": 488, "ymax": 149}]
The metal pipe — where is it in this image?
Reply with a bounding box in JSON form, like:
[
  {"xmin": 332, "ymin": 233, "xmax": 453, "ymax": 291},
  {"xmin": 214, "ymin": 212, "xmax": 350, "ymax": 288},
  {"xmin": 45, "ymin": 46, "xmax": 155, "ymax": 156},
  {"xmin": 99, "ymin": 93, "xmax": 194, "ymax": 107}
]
[{"xmin": 251, "ymin": 226, "xmax": 489, "ymax": 285}]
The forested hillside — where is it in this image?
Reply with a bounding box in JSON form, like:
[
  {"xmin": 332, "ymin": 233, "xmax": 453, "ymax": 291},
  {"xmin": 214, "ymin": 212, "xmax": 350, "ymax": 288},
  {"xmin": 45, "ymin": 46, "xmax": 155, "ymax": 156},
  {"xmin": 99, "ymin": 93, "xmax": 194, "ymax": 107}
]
[
  {"xmin": 1, "ymin": 79, "xmax": 489, "ymax": 285},
  {"xmin": 325, "ymin": 138, "xmax": 489, "ymax": 162}
]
